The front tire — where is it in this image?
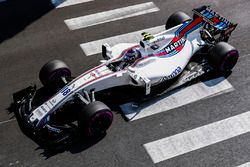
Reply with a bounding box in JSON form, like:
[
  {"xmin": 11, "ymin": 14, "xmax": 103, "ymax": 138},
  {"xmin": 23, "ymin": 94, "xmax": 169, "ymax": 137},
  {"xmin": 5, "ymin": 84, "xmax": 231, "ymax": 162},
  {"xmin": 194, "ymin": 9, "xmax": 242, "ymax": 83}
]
[
  {"xmin": 77, "ymin": 101, "xmax": 113, "ymax": 136},
  {"xmin": 39, "ymin": 60, "xmax": 71, "ymax": 87},
  {"xmin": 165, "ymin": 11, "xmax": 191, "ymax": 30},
  {"xmin": 208, "ymin": 42, "xmax": 239, "ymax": 73}
]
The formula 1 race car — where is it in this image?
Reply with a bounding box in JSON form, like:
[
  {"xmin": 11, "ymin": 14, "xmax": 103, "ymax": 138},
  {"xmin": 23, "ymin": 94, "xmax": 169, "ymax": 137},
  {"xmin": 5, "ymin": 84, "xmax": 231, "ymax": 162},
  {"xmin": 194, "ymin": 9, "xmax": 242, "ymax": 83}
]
[{"xmin": 13, "ymin": 5, "xmax": 239, "ymax": 148}]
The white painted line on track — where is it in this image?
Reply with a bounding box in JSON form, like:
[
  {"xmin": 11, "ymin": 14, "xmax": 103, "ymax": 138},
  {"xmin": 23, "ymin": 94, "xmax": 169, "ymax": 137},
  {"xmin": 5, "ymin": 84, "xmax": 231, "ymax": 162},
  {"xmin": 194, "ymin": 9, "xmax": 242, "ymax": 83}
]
[
  {"xmin": 65, "ymin": 2, "xmax": 160, "ymax": 30},
  {"xmin": 51, "ymin": 0, "xmax": 93, "ymax": 8},
  {"xmin": 0, "ymin": 119, "xmax": 16, "ymax": 125},
  {"xmin": 240, "ymin": 53, "xmax": 250, "ymax": 59},
  {"xmin": 144, "ymin": 109, "xmax": 250, "ymax": 163},
  {"xmin": 237, "ymin": 162, "xmax": 250, "ymax": 167},
  {"xmin": 80, "ymin": 25, "xmax": 165, "ymax": 56},
  {"xmin": 121, "ymin": 77, "xmax": 234, "ymax": 121}
]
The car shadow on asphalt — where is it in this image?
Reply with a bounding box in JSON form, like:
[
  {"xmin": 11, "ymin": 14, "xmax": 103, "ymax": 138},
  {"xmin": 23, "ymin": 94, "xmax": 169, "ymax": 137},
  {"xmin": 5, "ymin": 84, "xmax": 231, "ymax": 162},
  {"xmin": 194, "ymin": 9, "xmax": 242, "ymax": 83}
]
[
  {"xmin": 0, "ymin": 0, "xmax": 54, "ymax": 43},
  {"xmin": 37, "ymin": 134, "xmax": 106, "ymax": 159},
  {"xmin": 115, "ymin": 71, "xmax": 232, "ymax": 121}
]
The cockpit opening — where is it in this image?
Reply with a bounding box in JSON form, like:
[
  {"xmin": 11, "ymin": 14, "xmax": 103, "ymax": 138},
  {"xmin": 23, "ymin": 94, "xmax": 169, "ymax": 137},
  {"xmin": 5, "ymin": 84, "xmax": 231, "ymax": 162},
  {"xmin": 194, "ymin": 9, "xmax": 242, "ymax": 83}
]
[{"xmin": 107, "ymin": 48, "xmax": 142, "ymax": 71}]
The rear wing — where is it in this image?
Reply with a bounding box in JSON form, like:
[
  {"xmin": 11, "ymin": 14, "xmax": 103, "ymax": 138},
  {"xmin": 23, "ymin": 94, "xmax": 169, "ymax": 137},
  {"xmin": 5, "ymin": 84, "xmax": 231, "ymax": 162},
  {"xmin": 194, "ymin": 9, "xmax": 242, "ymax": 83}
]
[{"xmin": 192, "ymin": 5, "xmax": 237, "ymax": 32}]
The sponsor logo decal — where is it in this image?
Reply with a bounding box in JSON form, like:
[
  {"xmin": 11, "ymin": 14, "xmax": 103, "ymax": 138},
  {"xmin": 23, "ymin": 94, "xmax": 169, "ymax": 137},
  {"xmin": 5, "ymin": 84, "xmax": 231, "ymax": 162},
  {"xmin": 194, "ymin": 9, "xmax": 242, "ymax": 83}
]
[
  {"xmin": 183, "ymin": 70, "xmax": 206, "ymax": 83},
  {"xmin": 40, "ymin": 106, "xmax": 47, "ymax": 113},
  {"xmin": 88, "ymin": 72, "xmax": 97, "ymax": 79},
  {"xmin": 46, "ymin": 125, "xmax": 62, "ymax": 133},
  {"xmin": 164, "ymin": 38, "xmax": 186, "ymax": 54},
  {"xmin": 201, "ymin": 8, "xmax": 230, "ymax": 29},
  {"xmin": 35, "ymin": 109, "xmax": 44, "ymax": 117},
  {"xmin": 44, "ymin": 102, "xmax": 51, "ymax": 110},
  {"xmin": 95, "ymin": 69, "xmax": 102, "ymax": 76},
  {"xmin": 61, "ymin": 86, "xmax": 71, "ymax": 96},
  {"xmin": 161, "ymin": 66, "xmax": 182, "ymax": 82}
]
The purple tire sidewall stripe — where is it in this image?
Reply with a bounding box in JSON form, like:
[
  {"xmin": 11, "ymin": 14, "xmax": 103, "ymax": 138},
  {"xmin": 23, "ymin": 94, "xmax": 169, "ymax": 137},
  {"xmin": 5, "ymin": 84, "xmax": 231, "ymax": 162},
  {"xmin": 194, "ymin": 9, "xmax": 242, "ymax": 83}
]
[
  {"xmin": 48, "ymin": 68, "xmax": 71, "ymax": 81},
  {"xmin": 88, "ymin": 110, "xmax": 113, "ymax": 135},
  {"xmin": 220, "ymin": 50, "xmax": 239, "ymax": 72}
]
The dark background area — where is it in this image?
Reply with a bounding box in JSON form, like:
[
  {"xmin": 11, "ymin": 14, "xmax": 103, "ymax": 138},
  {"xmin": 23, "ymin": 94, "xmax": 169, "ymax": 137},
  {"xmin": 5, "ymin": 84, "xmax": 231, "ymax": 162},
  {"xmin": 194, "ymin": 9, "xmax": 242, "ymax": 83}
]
[{"xmin": 0, "ymin": 0, "xmax": 54, "ymax": 42}]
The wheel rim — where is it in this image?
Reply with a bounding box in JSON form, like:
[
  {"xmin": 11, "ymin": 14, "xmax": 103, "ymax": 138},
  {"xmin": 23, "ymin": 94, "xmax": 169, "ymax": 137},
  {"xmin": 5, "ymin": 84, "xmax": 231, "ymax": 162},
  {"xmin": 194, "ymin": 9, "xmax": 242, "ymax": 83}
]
[
  {"xmin": 220, "ymin": 50, "xmax": 239, "ymax": 72},
  {"xmin": 88, "ymin": 110, "xmax": 113, "ymax": 135}
]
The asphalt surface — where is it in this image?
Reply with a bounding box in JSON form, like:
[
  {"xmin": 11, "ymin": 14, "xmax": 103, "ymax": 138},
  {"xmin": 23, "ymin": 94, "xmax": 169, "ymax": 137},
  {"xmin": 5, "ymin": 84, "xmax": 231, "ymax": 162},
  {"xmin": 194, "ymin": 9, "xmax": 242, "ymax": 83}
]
[{"xmin": 1, "ymin": 0, "xmax": 250, "ymax": 166}]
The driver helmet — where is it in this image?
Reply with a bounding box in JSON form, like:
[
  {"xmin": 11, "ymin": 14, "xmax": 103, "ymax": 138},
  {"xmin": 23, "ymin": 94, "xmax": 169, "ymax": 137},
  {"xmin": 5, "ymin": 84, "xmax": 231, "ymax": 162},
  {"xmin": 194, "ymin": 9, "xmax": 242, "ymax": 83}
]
[{"xmin": 124, "ymin": 49, "xmax": 141, "ymax": 62}]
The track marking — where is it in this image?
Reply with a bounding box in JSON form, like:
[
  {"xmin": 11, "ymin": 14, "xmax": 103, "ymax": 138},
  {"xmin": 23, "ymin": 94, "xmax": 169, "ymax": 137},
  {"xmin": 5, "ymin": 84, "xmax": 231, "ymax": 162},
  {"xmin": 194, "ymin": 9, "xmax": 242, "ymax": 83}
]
[
  {"xmin": 64, "ymin": 2, "xmax": 160, "ymax": 30},
  {"xmin": 144, "ymin": 109, "xmax": 250, "ymax": 163},
  {"xmin": 121, "ymin": 77, "xmax": 234, "ymax": 121},
  {"xmin": 80, "ymin": 25, "xmax": 165, "ymax": 56},
  {"xmin": 0, "ymin": 119, "xmax": 16, "ymax": 125},
  {"xmin": 240, "ymin": 53, "xmax": 250, "ymax": 59},
  {"xmin": 51, "ymin": 0, "xmax": 94, "ymax": 8},
  {"xmin": 237, "ymin": 162, "xmax": 250, "ymax": 167}
]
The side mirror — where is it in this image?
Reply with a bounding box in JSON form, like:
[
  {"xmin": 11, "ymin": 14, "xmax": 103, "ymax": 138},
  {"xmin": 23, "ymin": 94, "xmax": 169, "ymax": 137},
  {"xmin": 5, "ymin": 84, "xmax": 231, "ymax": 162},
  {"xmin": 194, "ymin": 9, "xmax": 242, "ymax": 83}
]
[{"xmin": 102, "ymin": 43, "xmax": 112, "ymax": 60}]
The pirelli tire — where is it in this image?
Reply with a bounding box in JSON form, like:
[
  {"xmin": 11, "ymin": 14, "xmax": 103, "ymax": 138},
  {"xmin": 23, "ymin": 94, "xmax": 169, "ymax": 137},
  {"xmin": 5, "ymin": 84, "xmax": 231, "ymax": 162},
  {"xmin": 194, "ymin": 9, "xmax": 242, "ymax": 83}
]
[
  {"xmin": 39, "ymin": 60, "xmax": 71, "ymax": 87},
  {"xmin": 165, "ymin": 11, "xmax": 191, "ymax": 30},
  {"xmin": 208, "ymin": 42, "xmax": 239, "ymax": 73},
  {"xmin": 77, "ymin": 101, "xmax": 113, "ymax": 136}
]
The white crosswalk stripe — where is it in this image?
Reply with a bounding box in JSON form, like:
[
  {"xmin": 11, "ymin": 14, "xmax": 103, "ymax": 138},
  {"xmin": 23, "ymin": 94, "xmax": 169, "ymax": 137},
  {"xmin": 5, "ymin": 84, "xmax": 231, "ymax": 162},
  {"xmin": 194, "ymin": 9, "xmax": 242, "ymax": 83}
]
[
  {"xmin": 51, "ymin": 0, "xmax": 93, "ymax": 8},
  {"xmin": 121, "ymin": 77, "xmax": 234, "ymax": 121},
  {"xmin": 0, "ymin": 119, "xmax": 16, "ymax": 125},
  {"xmin": 80, "ymin": 25, "xmax": 165, "ymax": 56},
  {"xmin": 144, "ymin": 110, "xmax": 250, "ymax": 163},
  {"xmin": 237, "ymin": 162, "xmax": 250, "ymax": 167},
  {"xmin": 64, "ymin": 2, "xmax": 160, "ymax": 30}
]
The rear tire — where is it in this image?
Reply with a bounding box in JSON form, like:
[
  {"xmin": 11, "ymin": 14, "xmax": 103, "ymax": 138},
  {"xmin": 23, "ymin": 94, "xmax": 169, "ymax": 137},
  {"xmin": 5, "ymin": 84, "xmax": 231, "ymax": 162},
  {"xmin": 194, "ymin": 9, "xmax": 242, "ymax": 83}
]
[
  {"xmin": 165, "ymin": 11, "xmax": 191, "ymax": 30},
  {"xmin": 208, "ymin": 42, "xmax": 239, "ymax": 73},
  {"xmin": 77, "ymin": 101, "xmax": 113, "ymax": 136},
  {"xmin": 39, "ymin": 60, "xmax": 71, "ymax": 87}
]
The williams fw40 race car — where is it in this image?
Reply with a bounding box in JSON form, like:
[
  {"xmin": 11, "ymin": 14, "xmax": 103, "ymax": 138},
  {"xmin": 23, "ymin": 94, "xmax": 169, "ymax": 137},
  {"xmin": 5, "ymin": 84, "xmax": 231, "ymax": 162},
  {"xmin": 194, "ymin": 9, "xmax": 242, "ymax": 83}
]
[{"xmin": 13, "ymin": 6, "xmax": 239, "ymax": 149}]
